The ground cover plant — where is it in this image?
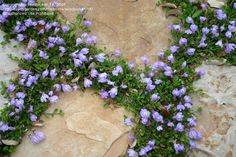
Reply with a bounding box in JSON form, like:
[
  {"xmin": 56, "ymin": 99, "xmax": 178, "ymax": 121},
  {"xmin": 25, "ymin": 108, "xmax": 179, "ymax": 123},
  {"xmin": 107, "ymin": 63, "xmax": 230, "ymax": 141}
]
[{"xmin": 0, "ymin": 0, "xmax": 235, "ymax": 156}]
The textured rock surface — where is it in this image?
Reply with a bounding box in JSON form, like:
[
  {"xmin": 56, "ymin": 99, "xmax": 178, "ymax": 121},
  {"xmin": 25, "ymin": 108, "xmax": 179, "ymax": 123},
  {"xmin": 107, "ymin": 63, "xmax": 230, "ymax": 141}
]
[
  {"xmin": 192, "ymin": 62, "xmax": 236, "ymax": 157},
  {"xmin": 39, "ymin": 0, "xmax": 171, "ymax": 64},
  {"xmin": 0, "ymin": 30, "xmax": 24, "ymax": 109},
  {"xmin": 12, "ymin": 90, "xmax": 131, "ymax": 157}
]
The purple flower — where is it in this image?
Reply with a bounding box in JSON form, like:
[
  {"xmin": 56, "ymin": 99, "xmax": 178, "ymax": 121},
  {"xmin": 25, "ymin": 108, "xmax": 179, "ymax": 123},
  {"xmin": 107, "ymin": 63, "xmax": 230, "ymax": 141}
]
[
  {"xmin": 233, "ymin": 3, "xmax": 236, "ymax": 8},
  {"xmin": 141, "ymin": 118, "xmax": 148, "ymax": 125},
  {"xmin": 128, "ymin": 135, "xmax": 135, "ymax": 141},
  {"xmin": 177, "ymin": 104, "xmax": 185, "ymax": 111},
  {"xmin": 181, "ymin": 61, "xmax": 187, "ymax": 69},
  {"xmin": 65, "ymin": 69, "xmax": 73, "ymax": 76},
  {"xmin": 196, "ymin": 69, "xmax": 205, "ymax": 77},
  {"xmin": 112, "ymin": 65, "xmax": 123, "ymax": 76},
  {"xmin": 186, "ymin": 48, "xmax": 195, "ymax": 56},
  {"xmin": 124, "ymin": 117, "xmax": 133, "ymax": 126},
  {"xmin": 80, "ymin": 48, "xmax": 89, "ymax": 54},
  {"xmin": 225, "ymin": 31, "xmax": 232, "ymax": 38},
  {"xmin": 30, "ymin": 131, "xmax": 45, "ymax": 144},
  {"xmin": 79, "ymin": 7, "xmax": 86, "ymax": 14},
  {"xmin": 189, "ymin": 140, "xmax": 196, "ymax": 149},
  {"xmin": 8, "ymin": 84, "xmax": 16, "ymax": 93},
  {"xmin": 98, "ymin": 73, "xmax": 108, "ymax": 83},
  {"xmin": 84, "ymin": 20, "xmax": 92, "ymax": 27},
  {"xmin": 84, "ymin": 78, "xmax": 92, "ymax": 88},
  {"xmin": 42, "ymin": 69, "xmax": 49, "ymax": 78},
  {"xmin": 172, "ymin": 89, "xmax": 180, "ymax": 97},
  {"xmin": 128, "ymin": 62, "xmax": 135, "ymax": 70},
  {"xmin": 109, "ymin": 87, "xmax": 118, "ymax": 98},
  {"xmin": 30, "ymin": 114, "xmax": 37, "ymax": 122},
  {"xmin": 228, "ymin": 25, "xmax": 236, "ymax": 32},
  {"xmin": 225, "ymin": 43, "xmax": 236, "ymax": 53},
  {"xmin": 39, "ymin": 50, "xmax": 49, "ymax": 59},
  {"xmin": 183, "ymin": 72, "xmax": 188, "ymax": 78},
  {"xmin": 140, "ymin": 108, "xmax": 150, "ymax": 119},
  {"xmin": 89, "ymin": 69, "xmax": 98, "ymax": 78},
  {"xmin": 155, "ymin": 79, "xmax": 162, "ymax": 85},
  {"xmin": 61, "ymin": 84, "xmax": 72, "ymax": 92},
  {"xmin": 54, "ymin": 27, "xmax": 60, "ymax": 34},
  {"xmin": 50, "ymin": 69, "xmax": 57, "ymax": 80},
  {"xmin": 156, "ymin": 126, "xmax": 163, "ymax": 131},
  {"xmin": 187, "ymin": 117, "xmax": 197, "ymax": 126},
  {"xmin": 61, "ymin": 25, "xmax": 70, "ymax": 32},
  {"xmin": 175, "ymin": 123, "xmax": 184, "ymax": 132},
  {"xmin": 73, "ymin": 58, "xmax": 83, "ymax": 67},
  {"xmin": 53, "ymin": 84, "xmax": 61, "ymax": 92},
  {"xmin": 174, "ymin": 143, "xmax": 184, "ymax": 154},
  {"xmin": 23, "ymin": 53, "xmax": 33, "ymax": 61},
  {"xmin": 190, "ymin": 24, "xmax": 198, "ymax": 33},
  {"xmin": 185, "ymin": 29, "xmax": 193, "ymax": 34},
  {"xmin": 202, "ymin": 27, "xmax": 210, "ymax": 35},
  {"xmin": 170, "ymin": 45, "xmax": 179, "ymax": 53},
  {"xmin": 200, "ymin": 16, "xmax": 206, "ymax": 23},
  {"xmin": 201, "ymin": 3, "xmax": 208, "ymax": 9},
  {"xmin": 184, "ymin": 102, "xmax": 192, "ymax": 109},
  {"xmin": 215, "ymin": 40, "xmax": 223, "ymax": 48},
  {"xmin": 76, "ymin": 38, "xmax": 83, "ymax": 46},
  {"xmin": 17, "ymin": 34, "xmax": 25, "ymax": 41},
  {"xmin": 168, "ymin": 54, "xmax": 175, "ymax": 63},
  {"xmin": 141, "ymin": 56, "xmax": 149, "ymax": 64},
  {"xmin": 100, "ymin": 89, "xmax": 109, "ymax": 99},
  {"xmin": 30, "ymin": 40, "xmax": 37, "ymax": 48},
  {"xmin": 186, "ymin": 17, "xmax": 194, "ymax": 24},
  {"xmin": 151, "ymin": 93, "xmax": 160, "ymax": 101},
  {"xmin": 59, "ymin": 46, "xmax": 66, "ymax": 54},
  {"xmin": 127, "ymin": 149, "xmax": 138, "ymax": 157},
  {"xmin": 167, "ymin": 122, "xmax": 174, "ymax": 127},
  {"xmin": 215, "ymin": 9, "xmax": 227, "ymax": 20},
  {"xmin": 49, "ymin": 95, "xmax": 58, "ymax": 103},
  {"xmin": 40, "ymin": 92, "xmax": 49, "ymax": 102},
  {"xmin": 165, "ymin": 104, "xmax": 171, "ymax": 110},
  {"xmin": 146, "ymin": 83, "xmax": 155, "ymax": 92},
  {"xmin": 174, "ymin": 112, "xmax": 184, "ymax": 121},
  {"xmin": 188, "ymin": 129, "xmax": 202, "ymax": 140},
  {"xmin": 152, "ymin": 111, "xmax": 163, "ymax": 123},
  {"xmin": 148, "ymin": 140, "xmax": 155, "ymax": 147},
  {"xmin": 179, "ymin": 38, "xmax": 188, "ymax": 45},
  {"xmin": 16, "ymin": 92, "xmax": 26, "ymax": 99},
  {"xmin": 113, "ymin": 49, "xmax": 121, "ymax": 56},
  {"xmin": 184, "ymin": 95, "xmax": 191, "ymax": 103},
  {"xmin": 95, "ymin": 53, "xmax": 106, "ymax": 62},
  {"xmin": 158, "ymin": 51, "xmax": 164, "ymax": 59}
]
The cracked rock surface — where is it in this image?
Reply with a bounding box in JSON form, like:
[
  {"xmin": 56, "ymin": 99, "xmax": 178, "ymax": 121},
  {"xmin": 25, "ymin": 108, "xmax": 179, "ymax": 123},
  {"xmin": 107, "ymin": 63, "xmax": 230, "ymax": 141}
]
[{"xmin": 192, "ymin": 62, "xmax": 236, "ymax": 157}]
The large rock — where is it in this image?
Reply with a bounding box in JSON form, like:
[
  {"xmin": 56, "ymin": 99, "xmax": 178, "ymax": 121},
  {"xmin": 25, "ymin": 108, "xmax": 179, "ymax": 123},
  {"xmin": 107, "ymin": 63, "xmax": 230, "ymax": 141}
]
[
  {"xmin": 39, "ymin": 0, "xmax": 171, "ymax": 64},
  {"xmin": 12, "ymin": 90, "xmax": 131, "ymax": 157},
  {"xmin": 192, "ymin": 62, "xmax": 236, "ymax": 157},
  {"xmin": 0, "ymin": 30, "xmax": 25, "ymax": 109}
]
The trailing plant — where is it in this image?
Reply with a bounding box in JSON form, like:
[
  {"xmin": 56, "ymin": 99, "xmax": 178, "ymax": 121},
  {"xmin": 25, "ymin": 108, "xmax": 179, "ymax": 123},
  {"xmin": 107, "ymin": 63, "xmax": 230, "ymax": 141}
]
[{"xmin": 0, "ymin": 0, "xmax": 235, "ymax": 156}]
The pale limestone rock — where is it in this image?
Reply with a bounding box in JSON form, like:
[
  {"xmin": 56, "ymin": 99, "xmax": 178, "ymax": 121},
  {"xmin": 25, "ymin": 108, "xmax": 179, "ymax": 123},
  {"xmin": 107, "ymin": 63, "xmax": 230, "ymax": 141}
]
[
  {"xmin": 0, "ymin": 30, "xmax": 25, "ymax": 109},
  {"xmin": 192, "ymin": 62, "xmax": 236, "ymax": 157},
  {"xmin": 12, "ymin": 90, "xmax": 131, "ymax": 157},
  {"xmin": 208, "ymin": 0, "xmax": 226, "ymax": 8},
  {"xmin": 66, "ymin": 112, "xmax": 124, "ymax": 148}
]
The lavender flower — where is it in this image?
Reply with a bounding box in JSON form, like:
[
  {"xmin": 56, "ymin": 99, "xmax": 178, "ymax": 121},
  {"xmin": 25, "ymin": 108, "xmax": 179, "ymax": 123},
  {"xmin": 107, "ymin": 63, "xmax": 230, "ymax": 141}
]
[
  {"xmin": 170, "ymin": 45, "xmax": 179, "ymax": 53},
  {"xmin": 65, "ymin": 69, "xmax": 73, "ymax": 76},
  {"xmin": 186, "ymin": 48, "xmax": 195, "ymax": 56},
  {"xmin": 40, "ymin": 93, "xmax": 49, "ymax": 102},
  {"xmin": 48, "ymin": 95, "xmax": 58, "ymax": 103},
  {"xmin": 215, "ymin": 40, "xmax": 223, "ymax": 48},
  {"xmin": 124, "ymin": 117, "xmax": 133, "ymax": 126},
  {"xmin": 189, "ymin": 140, "xmax": 196, "ymax": 149},
  {"xmin": 113, "ymin": 49, "xmax": 121, "ymax": 56},
  {"xmin": 179, "ymin": 38, "xmax": 188, "ymax": 45},
  {"xmin": 30, "ymin": 114, "xmax": 37, "ymax": 122},
  {"xmin": 140, "ymin": 56, "xmax": 149, "ymax": 64},
  {"xmin": 23, "ymin": 53, "xmax": 33, "ymax": 61},
  {"xmin": 84, "ymin": 78, "xmax": 92, "ymax": 88},
  {"xmin": 168, "ymin": 54, "xmax": 175, "ymax": 63},
  {"xmin": 158, "ymin": 51, "xmax": 164, "ymax": 59},
  {"xmin": 172, "ymin": 89, "xmax": 180, "ymax": 97},
  {"xmin": 53, "ymin": 84, "xmax": 61, "ymax": 92},
  {"xmin": 155, "ymin": 79, "xmax": 162, "ymax": 85},
  {"xmin": 112, "ymin": 65, "xmax": 123, "ymax": 76},
  {"xmin": 98, "ymin": 73, "xmax": 108, "ymax": 83},
  {"xmin": 190, "ymin": 24, "xmax": 198, "ymax": 33},
  {"xmin": 109, "ymin": 87, "xmax": 118, "ymax": 98},
  {"xmin": 188, "ymin": 129, "xmax": 202, "ymax": 140},
  {"xmin": 61, "ymin": 84, "xmax": 72, "ymax": 92},
  {"xmin": 39, "ymin": 50, "xmax": 49, "ymax": 59},
  {"xmin": 174, "ymin": 143, "xmax": 184, "ymax": 154},
  {"xmin": 202, "ymin": 27, "xmax": 210, "ymax": 35},
  {"xmin": 30, "ymin": 131, "xmax": 45, "ymax": 144},
  {"xmin": 50, "ymin": 69, "xmax": 57, "ymax": 80},
  {"xmin": 215, "ymin": 9, "xmax": 227, "ymax": 20},
  {"xmin": 225, "ymin": 43, "xmax": 236, "ymax": 53},
  {"xmin": 186, "ymin": 17, "xmax": 194, "ymax": 24},
  {"xmin": 200, "ymin": 16, "xmax": 206, "ymax": 23},
  {"xmin": 140, "ymin": 108, "xmax": 150, "ymax": 119},
  {"xmin": 156, "ymin": 125, "xmax": 163, "ymax": 131},
  {"xmin": 8, "ymin": 84, "xmax": 16, "ymax": 93},
  {"xmin": 173, "ymin": 112, "xmax": 184, "ymax": 121},
  {"xmin": 61, "ymin": 25, "xmax": 70, "ymax": 32},
  {"xmin": 151, "ymin": 93, "xmax": 160, "ymax": 101},
  {"xmin": 184, "ymin": 95, "xmax": 191, "ymax": 103},
  {"xmin": 187, "ymin": 117, "xmax": 197, "ymax": 126},
  {"xmin": 95, "ymin": 53, "xmax": 106, "ymax": 62},
  {"xmin": 17, "ymin": 34, "xmax": 25, "ymax": 41},
  {"xmin": 152, "ymin": 111, "xmax": 163, "ymax": 123},
  {"xmin": 76, "ymin": 38, "xmax": 83, "ymax": 46},
  {"xmin": 128, "ymin": 62, "xmax": 135, "ymax": 70},
  {"xmin": 167, "ymin": 122, "xmax": 174, "ymax": 127},
  {"xmin": 225, "ymin": 31, "xmax": 232, "ymax": 38},
  {"xmin": 175, "ymin": 123, "xmax": 184, "ymax": 132},
  {"xmin": 127, "ymin": 149, "xmax": 138, "ymax": 157},
  {"xmin": 84, "ymin": 20, "xmax": 92, "ymax": 27},
  {"xmin": 196, "ymin": 69, "xmax": 205, "ymax": 77},
  {"xmin": 42, "ymin": 69, "xmax": 49, "ymax": 78},
  {"xmin": 100, "ymin": 89, "xmax": 109, "ymax": 99},
  {"xmin": 73, "ymin": 58, "xmax": 82, "ymax": 67},
  {"xmin": 141, "ymin": 118, "xmax": 148, "ymax": 125},
  {"xmin": 16, "ymin": 92, "xmax": 26, "ymax": 99}
]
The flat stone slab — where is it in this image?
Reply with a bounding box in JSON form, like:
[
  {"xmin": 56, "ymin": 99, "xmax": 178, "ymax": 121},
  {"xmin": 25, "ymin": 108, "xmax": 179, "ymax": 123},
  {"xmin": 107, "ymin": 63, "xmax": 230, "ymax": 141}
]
[
  {"xmin": 12, "ymin": 90, "xmax": 131, "ymax": 157},
  {"xmin": 192, "ymin": 62, "xmax": 236, "ymax": 157},
  {"xmin": 39, "ymin": 0, "xmax": 171, "ymax": 64}
]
